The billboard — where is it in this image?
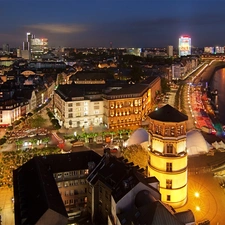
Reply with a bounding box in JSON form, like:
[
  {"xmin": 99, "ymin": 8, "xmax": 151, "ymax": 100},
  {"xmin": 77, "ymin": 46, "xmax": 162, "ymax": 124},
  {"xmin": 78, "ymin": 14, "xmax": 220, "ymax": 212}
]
[{"xmin": 179, "ymin": 36, "xmax": 191, "ymax": 56}]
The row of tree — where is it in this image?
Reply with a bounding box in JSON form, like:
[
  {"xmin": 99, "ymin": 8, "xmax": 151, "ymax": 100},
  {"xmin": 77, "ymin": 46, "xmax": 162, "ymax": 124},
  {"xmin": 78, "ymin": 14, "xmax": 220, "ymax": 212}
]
[{"xmin": 0, "ymin": 147, "xmax": 61, "ymax": 188}]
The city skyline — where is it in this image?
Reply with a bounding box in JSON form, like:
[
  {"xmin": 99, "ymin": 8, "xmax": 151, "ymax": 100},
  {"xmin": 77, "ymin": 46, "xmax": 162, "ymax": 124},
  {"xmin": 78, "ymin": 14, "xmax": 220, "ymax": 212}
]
[{"xmin": 1, "ymin": 0, "xmax": 225, "ymax": 48}]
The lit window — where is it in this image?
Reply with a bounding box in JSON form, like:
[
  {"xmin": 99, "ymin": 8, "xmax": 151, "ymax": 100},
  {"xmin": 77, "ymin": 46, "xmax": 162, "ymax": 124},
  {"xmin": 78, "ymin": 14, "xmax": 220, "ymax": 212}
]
[
  {"xmin": 166, "ymin": 179, "xmax": 172, "ymax": 189},
  {"xmin": 166, "ymin": 162, "xmax": 172, "ymax": 172}
]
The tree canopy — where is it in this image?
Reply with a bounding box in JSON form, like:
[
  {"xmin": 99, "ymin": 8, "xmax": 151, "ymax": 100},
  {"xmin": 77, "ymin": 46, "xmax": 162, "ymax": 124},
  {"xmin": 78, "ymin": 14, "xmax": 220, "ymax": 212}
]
[{"xmin": 122, "ymin": 144, "xmax": 149, "ymax": 169}]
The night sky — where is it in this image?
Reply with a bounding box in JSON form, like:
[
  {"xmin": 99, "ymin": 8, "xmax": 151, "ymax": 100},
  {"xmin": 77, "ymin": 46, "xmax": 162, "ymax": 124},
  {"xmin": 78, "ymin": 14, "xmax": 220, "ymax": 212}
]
[{"xmin": 1, "ymin": 0, "xmax": 225, "ymax": 48}]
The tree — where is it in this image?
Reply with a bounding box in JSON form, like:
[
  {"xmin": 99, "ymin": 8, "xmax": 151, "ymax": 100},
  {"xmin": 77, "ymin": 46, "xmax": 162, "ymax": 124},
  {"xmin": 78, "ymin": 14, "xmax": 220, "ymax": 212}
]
[
  {"xmin": 122, "ymin": 144, "xmax": 149, "ymax": 169},
  {"xmin": 42, "ymin": 137, "xmax": 50, "ymax": 147},
  {"xmin": 161, "ymin": 77, "xmax": 171, "ymax": 94},
  {"xmin": 29, "ymin": 115, "xmax": 46, "ymax": 128},
  {"xmin": 130, "ymin": 66, "xmax": 144, "ymax": 82},
  {"xmin": 15, "ymin": 139, "xmax": 23, "ymax": 150}
]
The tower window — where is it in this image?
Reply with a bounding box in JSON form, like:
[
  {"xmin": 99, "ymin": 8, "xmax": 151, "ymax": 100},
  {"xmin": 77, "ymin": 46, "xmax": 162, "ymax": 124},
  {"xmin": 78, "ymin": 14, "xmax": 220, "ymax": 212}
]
[
  {"xmin": 167, "ymin": 195, "xmax": 171, "ymax": 201},
  {"xmin": 166, "ymin": 179, "xmax": 172, "ymax": 189},
  {"xmin": 166, "ymin": 144, "xmax": 173, "ymax": 154},
  {"xmin": 166, "ymin": 162, "xmax": 172, "ymax": 172}
]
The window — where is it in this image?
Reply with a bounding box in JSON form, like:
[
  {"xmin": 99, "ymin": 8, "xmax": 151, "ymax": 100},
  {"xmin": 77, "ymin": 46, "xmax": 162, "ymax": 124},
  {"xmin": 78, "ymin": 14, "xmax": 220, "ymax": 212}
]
[
  {"xmin": 65, "ymin": 199, "xmax": 69, "ymax": 205},
  {"xmin": 64, "ymin": 181, "xmax": 69, "ymax": 187},
  {"xmin": 170, "ymin": 127, "xmax": 175, "ymax": 136},
  {"xmin": 166, "ymin": 144, "xmax": 173, "ymax": 154},
  {"xmin": 64, "ymin": 172, "xmax": 69, "ymax": 177},
  {"xmin": 76, "ymin": 112, "xmax": 81, "ymax": 117},
  {"xmin": 167, "ymin": 195, "xmax": 171, "ymax": 201},
  {"xmin": 80, "ymin": 179, "xmax": 85, "ymax": 184},
  {"xmin": 76, "ymin": 103, "xmax": 81, "ymax": 106},
  {"xmin": 166, "ymin": 179, "xmax": 172, "ymax": 189},
  {"xmin": 68, "ymin": 103, "xmax": 73, "ymax": 107},
  {"xmin": 166, "ymin": 162, "xmax": 172, "ymax": 172},
  {"xmin": 68, "ymin": 113, "xmax": 73, "ymax": 118}
]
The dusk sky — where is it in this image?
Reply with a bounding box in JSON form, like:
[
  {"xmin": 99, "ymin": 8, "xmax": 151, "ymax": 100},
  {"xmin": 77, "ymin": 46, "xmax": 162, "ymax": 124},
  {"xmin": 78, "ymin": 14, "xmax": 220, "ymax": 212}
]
[{"xmin": 1, "ymin": 0, "xmax": 225, "ymax": 48}]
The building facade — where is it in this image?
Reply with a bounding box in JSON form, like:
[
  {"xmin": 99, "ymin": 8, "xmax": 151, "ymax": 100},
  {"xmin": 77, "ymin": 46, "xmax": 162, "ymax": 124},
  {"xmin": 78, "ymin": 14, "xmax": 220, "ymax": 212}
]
[
  {"xmin": 54, "ymin": 84, "xmax": 104, "ymax": 128},
  {"xmin": 103, "ymin": 77, "xmax": 161, "ymax": 130},
  {"xmin": 147, "ymin": 104, "xmax": 188, "ymax": 208},
  {"xmin": 179, "ymin": 35, "xmax": 191, "ymax": 56},
  {"xmin": 167, "ymin": 45, "xmax": 173, "ymax": 57}
]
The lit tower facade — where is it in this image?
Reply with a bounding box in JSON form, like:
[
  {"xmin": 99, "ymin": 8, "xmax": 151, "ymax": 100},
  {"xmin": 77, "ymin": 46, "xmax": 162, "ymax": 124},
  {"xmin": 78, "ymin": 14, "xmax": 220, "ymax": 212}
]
[
  {"xmin": 147, "ymin": 104, "xmax": 188, "ymax": 208},
  {"xmin": 179, "ymin": 35, "xmax": 191, "ymax": 56}
]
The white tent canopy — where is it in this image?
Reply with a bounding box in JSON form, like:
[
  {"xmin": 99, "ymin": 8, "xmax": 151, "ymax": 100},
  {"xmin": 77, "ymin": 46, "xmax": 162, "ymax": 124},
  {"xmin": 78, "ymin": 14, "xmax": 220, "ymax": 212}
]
[{"xmin": 212, "ymin": 140, "xmax": 225, "ymax": 150}]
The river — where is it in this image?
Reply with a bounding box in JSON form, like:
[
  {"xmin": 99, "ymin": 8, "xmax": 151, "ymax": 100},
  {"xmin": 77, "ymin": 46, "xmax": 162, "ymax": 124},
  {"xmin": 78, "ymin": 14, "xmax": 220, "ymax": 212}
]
[{"xmin": 209, "ymin": 68, "xmax": 225, "ymax": 125}]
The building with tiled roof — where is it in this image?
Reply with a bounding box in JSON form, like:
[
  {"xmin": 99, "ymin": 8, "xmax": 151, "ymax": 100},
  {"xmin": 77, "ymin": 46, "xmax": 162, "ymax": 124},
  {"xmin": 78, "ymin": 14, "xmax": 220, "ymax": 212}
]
[
  {"xmin": 13, "ymin": 150, "xmax": 102, "ymax": 225},
  {"xmin": 13, "ymin": 148, "xmax": 195, "ymax": 225},
  {"xmin": 87, "ymin": 153, "xmax": 195, "ymax": 225},
  {"xmin": 54, "ymin": 76, "xmax": 161, "ymax": 130},
  {"xmin": 103, "ymin": 76, "xmax": 160, "ymax": 130}
]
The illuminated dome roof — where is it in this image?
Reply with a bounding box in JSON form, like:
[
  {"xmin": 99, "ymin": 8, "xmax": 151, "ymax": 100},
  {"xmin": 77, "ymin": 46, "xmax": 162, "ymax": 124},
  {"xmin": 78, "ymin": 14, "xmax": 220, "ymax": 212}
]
[
  {"xmin": 186, "ymin": 130, "xmax": 211, "ymax": 155},
  {"xmin": 127, "ymin": 128, "xmax": 149, "ymax": 146}
]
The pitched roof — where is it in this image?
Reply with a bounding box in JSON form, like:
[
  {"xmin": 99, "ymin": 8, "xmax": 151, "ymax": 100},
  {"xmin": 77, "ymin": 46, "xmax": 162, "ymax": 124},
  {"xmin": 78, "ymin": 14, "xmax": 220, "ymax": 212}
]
[
  {"xmin": 13, "ymin": 150, "xmax": 101, "ymax": 225},
  {"xmin": 13, "ymin": 157, "xmax": 68, "ymax": 225},
  {"xmin": 148, "ymin": 104, "xmax": 188, "ymax": 122}
]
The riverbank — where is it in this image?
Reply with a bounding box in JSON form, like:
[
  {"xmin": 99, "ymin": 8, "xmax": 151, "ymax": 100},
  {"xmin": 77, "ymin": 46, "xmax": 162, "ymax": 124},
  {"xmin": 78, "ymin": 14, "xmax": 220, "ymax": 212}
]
[{"xmin": 195, "ymin": 60, "xmax": 225, "ymax": 142}]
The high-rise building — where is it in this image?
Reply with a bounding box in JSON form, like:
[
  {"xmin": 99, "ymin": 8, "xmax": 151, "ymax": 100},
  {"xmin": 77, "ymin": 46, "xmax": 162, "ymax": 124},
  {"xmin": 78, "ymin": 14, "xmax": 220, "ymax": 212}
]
[
  {"xmin": 179, "ymin": 35, "xmax": 191, "ymax": 56},
  {"xmin": 215, "ymin": 46, "xmax": 224, "ymax": 54},
  {"xmin": 30, "ymin": 38, "xmax": 48, "ymax": 59},
  {"xmin": 22, "ymin": 33, "xmax": 48, "ymax": 59},
  {"xmin": 167, "ymin": 45, "xmax": 173, "ymax": 57},
  {"xmin": 2, "ymin": 43, "xmax": 9, "ymax": 53}
]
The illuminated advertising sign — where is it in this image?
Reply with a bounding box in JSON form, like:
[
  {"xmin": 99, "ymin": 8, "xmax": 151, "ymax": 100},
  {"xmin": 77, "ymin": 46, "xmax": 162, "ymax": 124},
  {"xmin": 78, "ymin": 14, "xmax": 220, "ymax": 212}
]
[{"xmin": 179, "ymin": 36, "xmax": 191, "ymax": 56}]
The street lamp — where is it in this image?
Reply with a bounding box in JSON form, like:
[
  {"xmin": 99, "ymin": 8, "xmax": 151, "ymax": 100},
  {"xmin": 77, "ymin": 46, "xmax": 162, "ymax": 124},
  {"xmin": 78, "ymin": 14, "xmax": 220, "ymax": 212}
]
[
  {"xmin": 196, "ymin": 206, "xmax": 200, "ymax": 211},
  {"xmin": 195, "ymin": 192, "xmax": 200, "ymax": 198}
]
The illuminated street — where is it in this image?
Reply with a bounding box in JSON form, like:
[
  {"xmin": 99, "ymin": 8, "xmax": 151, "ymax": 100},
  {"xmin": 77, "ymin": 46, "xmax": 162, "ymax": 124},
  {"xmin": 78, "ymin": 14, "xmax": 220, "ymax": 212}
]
[{"xmin": 177, "ymin": 152, "xmax": 225, "ymax": 224}]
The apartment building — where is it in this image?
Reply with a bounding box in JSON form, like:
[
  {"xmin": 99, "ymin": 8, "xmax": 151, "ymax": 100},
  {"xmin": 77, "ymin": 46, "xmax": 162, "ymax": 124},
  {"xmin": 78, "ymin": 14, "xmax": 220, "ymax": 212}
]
[{"xmin": 13, "ymin": 150, "xmax": 102, "ymax": 225}]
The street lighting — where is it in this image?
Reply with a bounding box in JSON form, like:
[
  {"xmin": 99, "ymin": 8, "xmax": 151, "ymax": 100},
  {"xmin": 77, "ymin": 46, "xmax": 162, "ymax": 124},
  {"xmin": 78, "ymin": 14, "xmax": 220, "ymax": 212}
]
[
  {"xmin": 196, "ymin": 206, "xmax": 200, "ymax": 211},
  {"xmin": 195, "ymin": 192, "xmax": 200, "ymax": 198}
]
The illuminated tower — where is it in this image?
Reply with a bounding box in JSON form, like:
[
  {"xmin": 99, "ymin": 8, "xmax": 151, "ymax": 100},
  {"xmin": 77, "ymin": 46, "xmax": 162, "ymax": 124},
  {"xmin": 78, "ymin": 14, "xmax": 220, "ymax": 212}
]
[
  {"xmin": 147, "ymin": 104, "xmax": 188, "ymax": 208},
  {"xmin": 179, "ymin": 35, "xmax": 191, "ymax": 56}
]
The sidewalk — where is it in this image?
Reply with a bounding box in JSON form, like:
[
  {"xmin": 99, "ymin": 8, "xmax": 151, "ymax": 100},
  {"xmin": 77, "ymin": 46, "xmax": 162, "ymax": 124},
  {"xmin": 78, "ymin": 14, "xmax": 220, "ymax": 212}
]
[{"xmin": 0, "ymin": 188, "xmax": 14, "ymax": 225}]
